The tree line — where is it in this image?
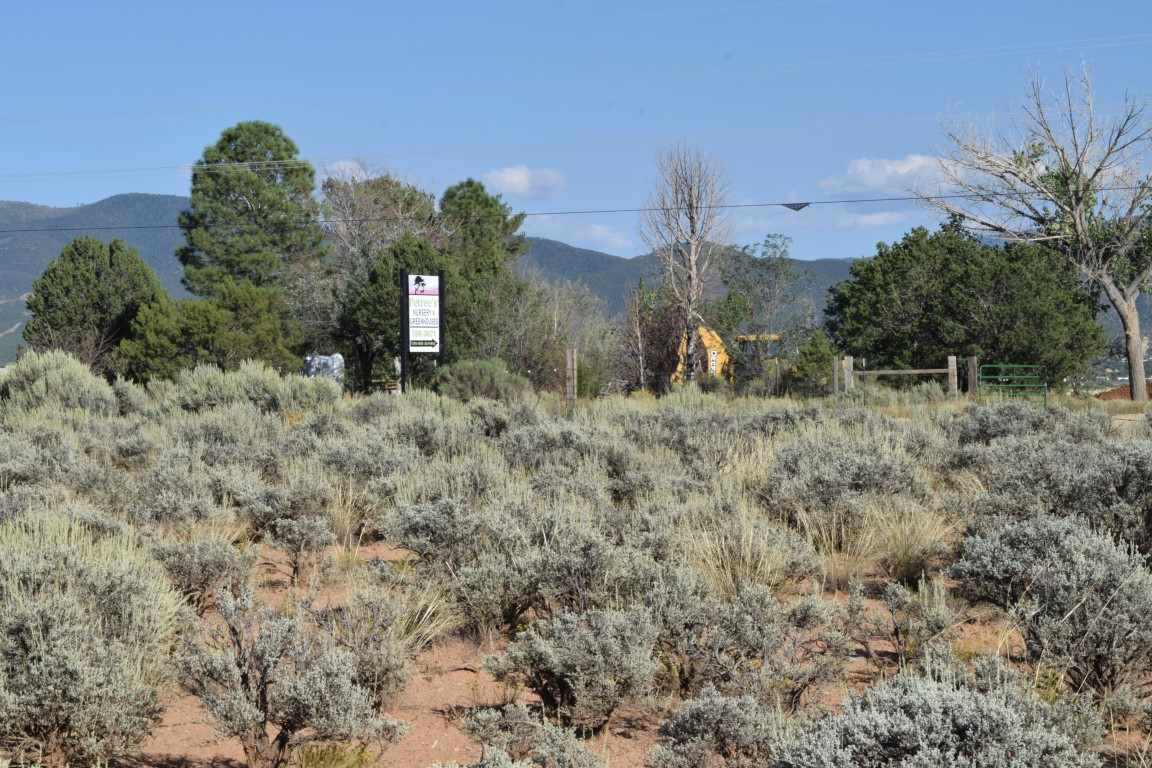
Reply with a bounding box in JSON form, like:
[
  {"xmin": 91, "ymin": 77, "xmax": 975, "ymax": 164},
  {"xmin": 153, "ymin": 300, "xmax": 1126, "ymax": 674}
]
[
  {"xmin": 25, "ymin": 121, "xmax": 613, "ymax": 393},
  {"xmin": 23, "ymin": 73, "xmax": 1152, "ymax": 398}
]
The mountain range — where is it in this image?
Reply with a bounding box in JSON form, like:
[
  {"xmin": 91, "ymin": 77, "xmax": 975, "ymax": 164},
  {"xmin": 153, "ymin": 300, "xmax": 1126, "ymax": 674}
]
[
  {"xmin": 0, "ymin": 193, "xmax": 858, "ymax": 363},
  {"xmin": 519, "ymin": 237, "xmax": 856, "ymax": 315},
  {"xmin": 0, "ymin": 193, "xmax": 1143, "ymax": 367}
]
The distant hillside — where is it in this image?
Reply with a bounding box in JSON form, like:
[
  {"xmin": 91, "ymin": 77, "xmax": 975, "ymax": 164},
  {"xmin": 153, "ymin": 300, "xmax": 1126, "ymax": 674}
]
[
  {"xmin": 519, "ymin": 238, "xmax": 662, "ymax": 311},
  {"xmin": 521, "ymin": 237, "xmax": 856, "ymax": 316}
]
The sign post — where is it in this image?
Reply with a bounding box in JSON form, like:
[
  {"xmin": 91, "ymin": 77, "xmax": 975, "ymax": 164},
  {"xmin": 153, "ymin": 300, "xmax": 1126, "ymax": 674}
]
[{"xmin": 401, "ymin": 272, "xmax": 443, "ymax": 393}]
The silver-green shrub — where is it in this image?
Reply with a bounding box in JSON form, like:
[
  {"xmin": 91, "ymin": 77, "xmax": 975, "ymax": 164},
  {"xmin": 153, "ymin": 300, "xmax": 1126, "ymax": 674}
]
[
  {"xmin": 646, "ymin": 687, "xmax": 783, "ymax": 768},
  {"xmin": 647, "ymin": 579, "xmax": 848, "ymax": 708},
  {"xmin": 500, "ymin": 421, "xmax": 608, "ymax": 472},
  {"xmin": 0, "ymin": 430, "xmax": 68, "ymax": 492},
  {"xmin": 168, "ymin": 361, "xmax": 341, "ymax": 414},
  {"xmin": 461, "ymin": 704, "xmax": 602, "ymax": 768},
  {"xmin": 317, "ymin": 426, "xmax": 418, "ymax": 481},
  {"xmin": 0, "ymin": 512, "xmax": 184, "ymax": 765},
  {"xmin": 112, "ymin": 375, "xmax": 151, "ymax": 416},
  {"xmin": 766, "ymin": 427, "xmax": 924, "ymax": 517},
  {"xmin": 487, "ymin": 607, "xmax": 659, "ymax": 732},
  {"xmin": 948, "ymin": 401, "xmax": 1108, "ymax": 446},
  {"xmin": 390, "ymin": 496, "xmax": 668, "ymax": 632},
  {"xmin": 961, "ymin": 436, "xmax": 1152, "ymax": 549},
  {"xmin": 131, "ymin": 445, "xmax": 220, "ymax": 523},
  {"xmin": 317, "ymin": 589, "xmax": 414, "ymax": 711},
  {"xmin": 154, "ymin": 538, "xmax": 254, "ymax": 615},
  {"xmin": 952, "ymin": 515, "xmax": 1152, "ymax": 698},
  {"xmin": 170, "ymin": 402, "xmax": 285, "ymax": 470},
  {"xmin": 181, "ymin": 587, "xmax": 402, "ymax": 768},
  {"xmin": 0, "ymin": 350, "xmax": 117, "ymax": 415},
  {"xmin": 431, "ymin": 359, "xmax": 532, "ymax": 404},
  {"xmin": 769, "ymin": 654, "xmax": 1102, "ymax": 767}
]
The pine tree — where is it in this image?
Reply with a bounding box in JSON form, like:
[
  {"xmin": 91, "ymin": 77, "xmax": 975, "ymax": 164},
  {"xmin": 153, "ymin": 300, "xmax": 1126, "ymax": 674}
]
[{"xmin": 178, "ymin": 121, "xmax": 323, "ymax": 296}]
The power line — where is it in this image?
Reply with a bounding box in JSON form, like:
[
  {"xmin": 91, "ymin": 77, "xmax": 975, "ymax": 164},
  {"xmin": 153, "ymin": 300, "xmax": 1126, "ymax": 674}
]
[
  {"xmin": 0, "ymin": 158, "xmax": 320, "ymax": 181},
  {"xmin": 0, "ymin": 186, "xmax": 1143, "ymax": 236}
]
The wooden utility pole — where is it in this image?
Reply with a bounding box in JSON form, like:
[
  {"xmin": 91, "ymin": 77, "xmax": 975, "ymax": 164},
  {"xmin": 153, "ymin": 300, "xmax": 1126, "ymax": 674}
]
[
  {"xmin": 399, "ymin": 271, "xmax": 410, "ymax": 393},
  {"xmin": 967, "ymin": 356, "xmax": 979, "ymax": 398},
  {"xmin": 841, "ymin": 356, "xmax": 855, "ymax": 391},
  {"xmin": 565, "ymin": 347, "xmax": 578, "ymax": 405}
]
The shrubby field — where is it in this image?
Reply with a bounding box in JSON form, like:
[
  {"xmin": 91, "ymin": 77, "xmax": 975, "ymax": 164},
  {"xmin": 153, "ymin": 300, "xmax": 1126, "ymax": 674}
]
[{"xmin": 1, "ymin": 350, "xmax": 1151, "ymax": 767}]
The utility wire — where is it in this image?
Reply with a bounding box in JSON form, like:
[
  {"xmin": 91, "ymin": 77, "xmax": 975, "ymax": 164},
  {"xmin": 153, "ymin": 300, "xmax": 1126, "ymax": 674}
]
[
  {"xmin": 0, "ymin": 186, "xmax": 1144, "ymax": 236},
  {"xmin": 0, "ymin": 158, "xmax": 320, "ymax": 181}
]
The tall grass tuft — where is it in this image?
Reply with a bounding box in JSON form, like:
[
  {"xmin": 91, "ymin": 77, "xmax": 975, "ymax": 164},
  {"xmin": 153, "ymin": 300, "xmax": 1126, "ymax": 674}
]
[{"xmin": 683, "ymin": 498, "xmax": 818, "ymax": 596}]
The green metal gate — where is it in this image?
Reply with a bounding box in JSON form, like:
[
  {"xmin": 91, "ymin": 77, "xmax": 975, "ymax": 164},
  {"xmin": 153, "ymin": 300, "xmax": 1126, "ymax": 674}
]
[{"xmin": 977, "ymin": 364, "xmax": 1047, "ymax": 401}]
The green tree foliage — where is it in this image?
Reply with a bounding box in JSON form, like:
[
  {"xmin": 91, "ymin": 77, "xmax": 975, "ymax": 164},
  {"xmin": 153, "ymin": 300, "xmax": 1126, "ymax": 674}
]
[
  {"xmin": 439, "ymin": 179, "xmax": 527, "ymax": 358},
  {"xmin": 705, "ymin": 236, "xmax": 815, "ymax": 392},
  {"xmin": 24, "ymin": 237, "xmax": 164, "ymax": 376},
  {"xmin": 621, "ymin": 279, "xmax": 685, "ymax": 393},
  {"xmin": 115, "ymin": 298, "xmax": 229, "ymax": 382},
  {"xmin": 784, "ymin": 329, "xmax": 837, "ymax": 396},
  {"xmin": 431, "ymin": 359, "xmax": 531, "ymax": 403},
  {"xmin": 294, "ymin": 172, "xmax": 441, "ymax": 355},
  {"xmin": 713, "ymin": 236, "xmax": 811, "ymax": 340},
  {"xmin": 300, "ymin": 175, "xmax": 526, "ymax": 389},
  {"xmin": 116, "ymin": 281, "xmax": 300, "ymax": 382},
  {"xmin": 178, "ymin": 121, "xmax": 323, "ymax": 296},
  {"xmin": 148, "ymin": 121, "xmax": 325, "ymax": 379},
  {"xmin": 335, "ymin": 234, "xmax": 446, "ymax": 390},
  {"xmin": 825, "ymin": 224, "xmax": 1105, "ymax": 384}
]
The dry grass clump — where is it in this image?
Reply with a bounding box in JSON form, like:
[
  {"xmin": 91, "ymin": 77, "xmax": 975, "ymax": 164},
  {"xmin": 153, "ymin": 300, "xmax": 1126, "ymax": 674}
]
[
  {"xmin": 863, "ymin": 495, "xmax": 960, "ymax": 584},
  {"xmin": 682, "ymin": 497, "xmax": 819, "ymax": 597}
]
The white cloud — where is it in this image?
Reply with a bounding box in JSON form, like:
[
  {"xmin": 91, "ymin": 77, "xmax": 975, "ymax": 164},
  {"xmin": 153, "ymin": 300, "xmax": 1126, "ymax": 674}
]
[
  {"xmin": 483, "ymin": 165, "xmax": 566, "ymax": 199},
  {"xmin": 820, "ymin": 154, "xmax": 945, "ymax": 193}
]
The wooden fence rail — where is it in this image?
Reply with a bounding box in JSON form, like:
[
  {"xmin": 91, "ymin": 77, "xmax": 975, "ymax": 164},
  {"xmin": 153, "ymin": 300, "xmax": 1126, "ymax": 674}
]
[{"xmin": 836, "ymin": 355, "xmax": 960, "ymax": 397}]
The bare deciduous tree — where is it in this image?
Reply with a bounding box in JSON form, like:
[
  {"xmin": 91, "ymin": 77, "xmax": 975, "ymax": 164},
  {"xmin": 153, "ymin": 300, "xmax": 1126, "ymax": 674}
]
[
  {"xmin": 929, "ymin": 74, "xmax": 1152, "ymax": 400},
  {"xmin": 641, "ymin": 146, "xmax": 728, "ymax": 384},
  {"xmin": 283, "ymin": 166, "xmax": 442, "ymax": 351},
  {"xmin": 624, "ymin": 282, "xmax": 652, "ymax": 390}
]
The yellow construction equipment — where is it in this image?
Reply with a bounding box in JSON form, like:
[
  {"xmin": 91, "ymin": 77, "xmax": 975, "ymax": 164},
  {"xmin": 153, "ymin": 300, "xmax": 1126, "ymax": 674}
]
[{"xmin": 672, "ymin": 326, "xmax": 731, "ymax": 383}]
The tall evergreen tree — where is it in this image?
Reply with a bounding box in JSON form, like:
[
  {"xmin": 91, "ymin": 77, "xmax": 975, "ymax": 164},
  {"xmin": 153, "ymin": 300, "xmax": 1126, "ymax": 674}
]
[
  {"xmin": 169, "ymin": 121, "xmax": 319, "ymax": 372},
  {"xmin": 178, "ymin": 121, "xmax": 324, "ymax": 295},
  {"xmin": 24, "ymin": 237, "xmax": 164, "ymax": 375},
  {"xmin": 115, "ymin": 282, "xmax": 300, "ymax": 383},
  {"xmin": 439, "ymin": 179, "xmax": 526, "ymax": 358}
]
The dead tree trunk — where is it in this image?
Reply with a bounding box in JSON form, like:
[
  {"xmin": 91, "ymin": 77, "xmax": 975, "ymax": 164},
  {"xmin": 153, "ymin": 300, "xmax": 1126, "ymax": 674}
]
[{"xmin": 641, "ymin": 146, "xmax": 727, "ymax": 388}]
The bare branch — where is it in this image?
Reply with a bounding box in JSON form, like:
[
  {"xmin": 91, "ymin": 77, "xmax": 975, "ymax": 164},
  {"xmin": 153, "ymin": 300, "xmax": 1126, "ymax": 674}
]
[
  {"xmin": 928, "ymin": 73, "xmax": 1152, "ymax": 400},
  {"xmin": 640, "ymin": 145, "xmax": 728, "ymax": 383}
]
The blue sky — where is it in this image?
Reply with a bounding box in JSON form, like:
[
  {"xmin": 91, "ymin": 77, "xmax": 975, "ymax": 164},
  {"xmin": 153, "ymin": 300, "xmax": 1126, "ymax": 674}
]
[{"xmin": 2, "ymin": 1, "xmax": 1150, "ymax": 260}]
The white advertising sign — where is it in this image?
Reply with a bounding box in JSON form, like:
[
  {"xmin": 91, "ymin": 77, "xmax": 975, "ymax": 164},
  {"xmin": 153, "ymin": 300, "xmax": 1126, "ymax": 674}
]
[{"xmin": 407, "ymin": 274, "xmax": 440, "ymax": 353}]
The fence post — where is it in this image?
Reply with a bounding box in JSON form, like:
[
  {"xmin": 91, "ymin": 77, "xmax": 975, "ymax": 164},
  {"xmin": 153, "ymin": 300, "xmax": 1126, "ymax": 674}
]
[
  {"xmin": 832, "ymin": 356, "xmax": 840, "ymax": 394},
  {"xmin": 565, "ymin": 347, "xmax": 578, "ymax": 405},
  {"xmin": 947, "ymin": 356, "xmax": 958, "ymax": 398},
  {"xmin": 967, "ymin": 356, "xmax": 979, "ymax": 398},
  {"xmin": 842, "ymin": 356, "xmax": 855, "ymax": 391}
]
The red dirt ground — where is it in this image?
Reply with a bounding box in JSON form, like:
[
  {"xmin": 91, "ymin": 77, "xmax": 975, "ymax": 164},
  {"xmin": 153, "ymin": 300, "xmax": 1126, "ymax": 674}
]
[
  {"xmin": 1096, "ymin": 380, "xmax": 1152, "ymax": 400},
  {"xmin": 128, "ymin": 550, "xmax": 1142, "ymax": 767},
  {"xmin": 136, "ymin": 636, "xmax": 662, "ymax": 768}
]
